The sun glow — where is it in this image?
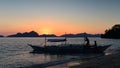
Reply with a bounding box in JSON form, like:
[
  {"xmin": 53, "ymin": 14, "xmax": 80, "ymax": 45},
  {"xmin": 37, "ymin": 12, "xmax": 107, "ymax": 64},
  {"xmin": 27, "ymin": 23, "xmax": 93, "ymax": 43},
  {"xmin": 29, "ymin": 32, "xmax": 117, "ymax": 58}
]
[{"xmin": 40, "ymin": 28, "xmax": 52, "ymax": 34}]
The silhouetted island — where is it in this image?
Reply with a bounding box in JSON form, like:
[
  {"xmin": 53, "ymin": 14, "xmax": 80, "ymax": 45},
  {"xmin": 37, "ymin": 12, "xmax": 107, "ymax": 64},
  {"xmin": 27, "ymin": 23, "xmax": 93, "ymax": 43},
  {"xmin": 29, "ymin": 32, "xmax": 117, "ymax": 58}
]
[
  {"xmin": 0, "ymin": 35, "xmax": 4, "ymax": 37},
  {"xmin": 6, "ymin": 31, "xmax": 100, "ymax": 37},
  {"xmin": 7, "ymin": 31, "xmax": 39, "ymax": 37},
  {"xmin": 60, "ymin": 33, "xmax": 100, "ymax": 37},
  {"xmin": 101, "ymin": 24, "xmax": 120, "ymax": 39}
]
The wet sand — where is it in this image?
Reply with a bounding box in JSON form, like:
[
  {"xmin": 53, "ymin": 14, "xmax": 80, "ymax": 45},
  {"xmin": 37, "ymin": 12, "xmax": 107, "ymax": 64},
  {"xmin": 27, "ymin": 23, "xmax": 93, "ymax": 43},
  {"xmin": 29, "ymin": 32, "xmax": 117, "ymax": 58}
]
[
  {"xmin": 70, "ymin": 52, "xmax": 120, "ymax": 68},
  {"xmin": 20, "ymin": 52, "xmax": 120, "ymax": 68},
  {"xmin": 20, "ymin": 54, "xmax": 104, "ymax": 68},
  {"xmin": 20, "ymin": 57, "xmax": 81, "ymax": 68}
]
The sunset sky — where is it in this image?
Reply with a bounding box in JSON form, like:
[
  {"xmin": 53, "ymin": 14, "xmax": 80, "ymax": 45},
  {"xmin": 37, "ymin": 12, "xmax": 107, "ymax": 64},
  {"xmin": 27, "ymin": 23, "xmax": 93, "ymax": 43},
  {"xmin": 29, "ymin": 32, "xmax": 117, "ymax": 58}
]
[{"xmin": 0, "ymin": 0, "xmax": 120, "ymax": 36}]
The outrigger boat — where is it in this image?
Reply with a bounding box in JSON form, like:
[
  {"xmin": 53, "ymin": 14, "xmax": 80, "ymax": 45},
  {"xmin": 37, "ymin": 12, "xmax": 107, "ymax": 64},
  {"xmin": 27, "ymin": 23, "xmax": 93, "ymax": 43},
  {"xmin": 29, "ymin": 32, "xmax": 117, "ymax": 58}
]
[{"xmin": 28, "ymin": 37, "xmax": 111, "ymax": 54}]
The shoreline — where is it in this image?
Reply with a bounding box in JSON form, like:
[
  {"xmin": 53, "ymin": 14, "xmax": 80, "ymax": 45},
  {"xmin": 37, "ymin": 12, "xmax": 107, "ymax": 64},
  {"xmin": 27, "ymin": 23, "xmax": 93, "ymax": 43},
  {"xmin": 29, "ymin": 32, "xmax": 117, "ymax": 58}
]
[
  {"xmin": 70, "ymin": 52, "xmax": 120, "ymax": 68},
  {"xmin": 20, "ymin": 57, "xmax": 81, "ymax": 68},
  {"xmin": 20, "ymin": 54, "xmax": 105, "ymax": 68},
  {"xmin": 20, "ymin": 52, "xmax": 120, "ymax": 68}
]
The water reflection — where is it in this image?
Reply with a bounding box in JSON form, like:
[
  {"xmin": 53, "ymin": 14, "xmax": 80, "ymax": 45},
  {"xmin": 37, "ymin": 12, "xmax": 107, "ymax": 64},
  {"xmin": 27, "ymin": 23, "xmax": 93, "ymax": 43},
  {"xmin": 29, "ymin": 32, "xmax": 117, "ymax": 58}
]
[
  {"xmin": 0, "ymin": 37, "xmax": 119, "ymax": 68},
  {"xmin": 27, "ymin": 52, "xmax": 105, "ymax": 68}
]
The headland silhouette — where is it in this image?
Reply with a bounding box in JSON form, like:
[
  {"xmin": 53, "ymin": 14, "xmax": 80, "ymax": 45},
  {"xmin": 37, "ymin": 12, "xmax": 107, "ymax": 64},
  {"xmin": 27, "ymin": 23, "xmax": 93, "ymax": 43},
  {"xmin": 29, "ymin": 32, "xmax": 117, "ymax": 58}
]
[{"xmin": 101, "ymin": 24, "xmax": 120, "ymax": 39}]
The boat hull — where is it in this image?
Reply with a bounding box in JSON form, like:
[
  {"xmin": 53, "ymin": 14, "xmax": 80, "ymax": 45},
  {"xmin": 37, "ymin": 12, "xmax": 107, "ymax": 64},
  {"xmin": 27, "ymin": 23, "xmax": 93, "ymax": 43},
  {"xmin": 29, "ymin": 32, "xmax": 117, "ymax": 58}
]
[{"xmin": 28, "ymin": 44, "xmax": 111, "ymax": 54}]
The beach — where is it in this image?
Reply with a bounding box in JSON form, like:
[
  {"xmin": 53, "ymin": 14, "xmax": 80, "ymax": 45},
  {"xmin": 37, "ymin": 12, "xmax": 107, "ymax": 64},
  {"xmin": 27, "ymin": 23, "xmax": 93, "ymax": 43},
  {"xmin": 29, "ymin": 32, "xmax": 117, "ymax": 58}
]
[
  {"xmin": 21, "ymin": 52, "xmax": 120, "ymax": 68},
  {"xmin": 71, "ymin": 51, "xmax": 120, "ymax": 68}
]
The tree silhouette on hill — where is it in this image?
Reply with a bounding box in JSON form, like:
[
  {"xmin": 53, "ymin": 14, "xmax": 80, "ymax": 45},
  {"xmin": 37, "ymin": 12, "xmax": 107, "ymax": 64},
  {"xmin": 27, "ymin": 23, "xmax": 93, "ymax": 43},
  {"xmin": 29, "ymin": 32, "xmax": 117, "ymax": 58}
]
[
  {"xmin": 7, "ymin": 31, "xmax": 39, "ymax": 37},
  {"xmin": 101, "ymin": 24, "xmax": 120, "ymax": 39}
]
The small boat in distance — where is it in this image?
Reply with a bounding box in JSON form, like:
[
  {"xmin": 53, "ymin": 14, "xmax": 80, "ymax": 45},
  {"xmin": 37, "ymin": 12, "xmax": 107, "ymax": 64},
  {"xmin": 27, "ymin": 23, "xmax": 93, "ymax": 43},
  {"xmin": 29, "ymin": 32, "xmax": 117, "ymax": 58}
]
[
  {"xmin": 47, "ymin": 38, "xmax": 66, "ymax": 42},
  {"xmin": 28, "ymin": 37, "xmax": 111, "ymax": 54}
]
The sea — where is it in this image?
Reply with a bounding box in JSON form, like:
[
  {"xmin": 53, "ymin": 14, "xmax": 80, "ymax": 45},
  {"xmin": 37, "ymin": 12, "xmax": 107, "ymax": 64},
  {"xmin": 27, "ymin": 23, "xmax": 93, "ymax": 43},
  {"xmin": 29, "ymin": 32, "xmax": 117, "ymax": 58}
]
[{"xmin": 0, "ymin": 37, "xmax": 120, "ymax": 68}]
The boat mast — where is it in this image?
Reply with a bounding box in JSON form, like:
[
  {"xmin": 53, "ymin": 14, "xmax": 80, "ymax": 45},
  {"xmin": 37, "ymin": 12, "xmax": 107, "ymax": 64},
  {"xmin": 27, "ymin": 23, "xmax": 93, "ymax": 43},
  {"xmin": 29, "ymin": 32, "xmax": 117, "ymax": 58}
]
[
  {"xmin": 45, "ymin": 34, "xmax": 47, "ymax": 47},
  {"xmin": 65, "ymin": 32, "xmax": 67, "ymax": 45}
]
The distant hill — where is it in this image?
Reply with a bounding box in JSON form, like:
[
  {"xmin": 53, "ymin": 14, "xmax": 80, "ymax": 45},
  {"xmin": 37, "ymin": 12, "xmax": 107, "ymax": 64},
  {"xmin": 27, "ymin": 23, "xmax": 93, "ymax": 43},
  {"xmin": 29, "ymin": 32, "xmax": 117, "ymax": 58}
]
[
  {"xmin": 7, "ymin": 31, "xmax": 39, "ymax": 37},
  {"xmin": 6, "ymin": 31, "xmax": 100, "ymax": 37},
  {"xmin": 101, "ymin": 24, "xmax": 120, "ymax": 39},
  {"xmin": 7, "ymin": 31, "xmax": 57, "ymax": 37},
  {"xmin": 60, "ymin": 33, "xmax": 101, "ymax": 37},
  {"xmin": 0, "ymin": 35, "xmax": 4, "ymax": 37},
  {"xmin": 39, "ymin": 34, "xmax": 57, "ymax": 37}
]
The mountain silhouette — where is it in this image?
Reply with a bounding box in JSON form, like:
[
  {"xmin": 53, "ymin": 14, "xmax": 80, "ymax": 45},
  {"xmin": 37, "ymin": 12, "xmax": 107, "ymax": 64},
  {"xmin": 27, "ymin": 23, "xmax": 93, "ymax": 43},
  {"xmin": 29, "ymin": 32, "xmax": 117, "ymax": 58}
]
[
  {"xmin": 0, "ymin": 35, "xmax": 4, "ymax": 37},
  {"xmin": 60, "ymin": 33, "xmax": 100, "ymax": 37},
  {"xmin": 6, "ymin": 31, "xmax": 100, "ymax": 37},
  {"xmin": 7, "ymin": 31, "xmax": 39, "ymax": 37}
]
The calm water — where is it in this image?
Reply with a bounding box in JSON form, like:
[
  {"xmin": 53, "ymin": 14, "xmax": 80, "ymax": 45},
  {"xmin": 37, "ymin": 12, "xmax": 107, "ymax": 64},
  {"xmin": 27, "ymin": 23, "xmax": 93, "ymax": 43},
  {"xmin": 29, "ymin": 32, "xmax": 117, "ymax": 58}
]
[{"xmin": 0, "ymin": 37, "xmax": 120, "ymax": 68}]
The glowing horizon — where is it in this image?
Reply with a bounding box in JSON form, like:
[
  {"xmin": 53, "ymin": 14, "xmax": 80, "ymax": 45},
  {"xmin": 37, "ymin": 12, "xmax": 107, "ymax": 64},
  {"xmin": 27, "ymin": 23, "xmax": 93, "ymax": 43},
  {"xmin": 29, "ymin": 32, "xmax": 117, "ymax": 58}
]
[{"xmin": 0, "ymin": 0, "xmax": 120, "ymax": 36}]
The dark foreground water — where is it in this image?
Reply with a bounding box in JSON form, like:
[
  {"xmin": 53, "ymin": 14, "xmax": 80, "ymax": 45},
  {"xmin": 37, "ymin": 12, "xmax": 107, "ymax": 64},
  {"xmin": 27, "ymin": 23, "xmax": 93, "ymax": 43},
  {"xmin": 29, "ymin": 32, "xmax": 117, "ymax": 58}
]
[{"xmin": 0, "ymin": 37, "xmax": 120, "ymax": 68}]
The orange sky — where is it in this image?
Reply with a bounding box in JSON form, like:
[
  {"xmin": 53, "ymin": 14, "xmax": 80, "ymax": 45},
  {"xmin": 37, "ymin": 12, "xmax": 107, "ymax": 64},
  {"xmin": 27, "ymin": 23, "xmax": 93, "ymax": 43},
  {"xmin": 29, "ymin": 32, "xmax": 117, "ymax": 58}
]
[
  {"xmin": 0, "ymin": 0, "xmax": 119, "ymax": 36},
  {"xmin": 0, "ymin": 17, "xmax": 115, "ymax": 36}
]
